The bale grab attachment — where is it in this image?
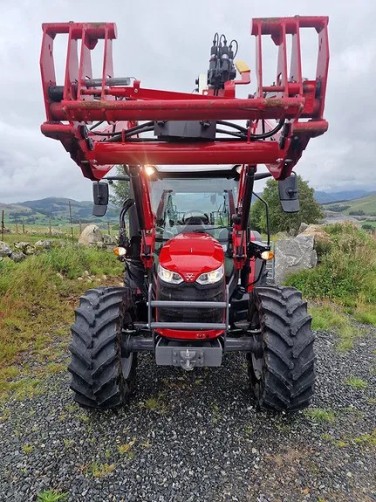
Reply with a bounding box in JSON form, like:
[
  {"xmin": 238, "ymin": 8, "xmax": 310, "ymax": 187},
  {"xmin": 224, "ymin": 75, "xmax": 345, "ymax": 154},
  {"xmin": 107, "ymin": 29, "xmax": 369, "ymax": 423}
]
[{"xmin": 40, "ymin": 17, "xmax": 329, "ymax": 181}]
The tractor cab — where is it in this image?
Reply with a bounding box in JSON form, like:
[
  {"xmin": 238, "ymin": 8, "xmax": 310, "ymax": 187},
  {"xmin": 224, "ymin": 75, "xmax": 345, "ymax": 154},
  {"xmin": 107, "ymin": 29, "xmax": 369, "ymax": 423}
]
[{"xmin": 149, "ymin": 168, "xmax": 237, "ymax": 252}]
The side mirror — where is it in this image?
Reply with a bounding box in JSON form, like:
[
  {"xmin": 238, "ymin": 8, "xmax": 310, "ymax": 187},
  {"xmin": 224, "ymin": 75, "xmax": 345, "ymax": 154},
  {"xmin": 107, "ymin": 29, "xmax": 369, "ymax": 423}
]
[
  {"xmin": 278, "ymin": 174, "xmax": 300, "ymax": 213},
  {"xmin": 92, "ymin": 182, "xmax": 109, "ymax": 217}
]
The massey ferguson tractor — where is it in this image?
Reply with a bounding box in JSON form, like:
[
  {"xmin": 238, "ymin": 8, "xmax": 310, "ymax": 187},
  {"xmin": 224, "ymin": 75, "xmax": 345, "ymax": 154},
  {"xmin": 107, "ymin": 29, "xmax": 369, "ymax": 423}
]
[{"xmin": 40, "ymin": 16, "xmax": 329, "ymax": 411}]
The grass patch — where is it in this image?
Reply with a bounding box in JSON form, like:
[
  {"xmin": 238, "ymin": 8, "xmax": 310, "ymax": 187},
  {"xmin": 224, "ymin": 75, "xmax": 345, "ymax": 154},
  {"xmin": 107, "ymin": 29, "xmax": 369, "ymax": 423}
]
[
  {"xmin": 304, "ymin": 408, "xmax": 335, "ymax": 423},
  {"xmin": 309, "ymin": 303, "xmax": 362, "ymax": 351},
  {"xmin": 0, "ymin": 377, "xmax": 44, "ymax": 401},
  {"xmin": 0, "ymin": 245, "xmax": 122, "ymax": 401},
  {"xmin": 345, "ymin": 377, "xmax": 368, "ymax": 390},
  {"xmin": 352, "ymin": 304, "xmax": 376, "ymax": 325},
  {"xmin": 353, "ymin": 429, "xmax": 376, "ymax": 448},
  {"xmin": 37, "ymin": 490, "xmax": 68, "ymax": 502}
]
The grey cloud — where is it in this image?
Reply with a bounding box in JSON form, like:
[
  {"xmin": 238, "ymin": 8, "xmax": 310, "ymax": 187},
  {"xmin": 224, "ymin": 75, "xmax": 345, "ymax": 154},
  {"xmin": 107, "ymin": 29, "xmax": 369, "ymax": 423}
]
[{"xmin": 0, "ymin": 0, "xmax": 375, "ymax": 202}]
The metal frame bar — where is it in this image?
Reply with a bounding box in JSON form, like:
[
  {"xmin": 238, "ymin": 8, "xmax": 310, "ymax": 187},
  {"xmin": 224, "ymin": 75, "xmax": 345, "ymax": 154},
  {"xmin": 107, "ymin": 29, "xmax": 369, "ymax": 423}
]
[
  {"xmin": 146, "ymin": 282, "xmax": 230, "ymax": 332},
  {"xmin": 40, "ymin": 17, "xmax": 329, "ymax": 182}
]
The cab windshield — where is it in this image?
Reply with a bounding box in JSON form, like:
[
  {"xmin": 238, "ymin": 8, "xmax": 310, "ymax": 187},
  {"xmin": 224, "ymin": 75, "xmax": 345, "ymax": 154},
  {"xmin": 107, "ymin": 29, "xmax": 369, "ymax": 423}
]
[{"xmin": 150, "ymin": 177, "xmax": 238, "ymax": 242}]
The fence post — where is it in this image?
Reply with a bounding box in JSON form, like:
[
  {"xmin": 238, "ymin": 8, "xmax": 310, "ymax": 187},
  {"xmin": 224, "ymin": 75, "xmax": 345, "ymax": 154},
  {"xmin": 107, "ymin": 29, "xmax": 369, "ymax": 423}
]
[
  {"xmin": 1, "ymin": 210, "xmax": 4, "ymax": 241},
  {"xmin": 68, "ymin": 200, "xmax": 74, "ymax": 241}
]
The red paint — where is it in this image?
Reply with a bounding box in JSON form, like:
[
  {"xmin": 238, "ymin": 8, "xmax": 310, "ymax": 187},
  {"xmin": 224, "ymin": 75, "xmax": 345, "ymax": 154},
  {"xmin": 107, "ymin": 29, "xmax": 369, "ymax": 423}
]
[
  {"xmin": 159, "ymin": 233, "xmax": 224, "ymax": 282},
  {"xmin": 157, "ymin": 329, "xmax": 224, "ymax": 340}
]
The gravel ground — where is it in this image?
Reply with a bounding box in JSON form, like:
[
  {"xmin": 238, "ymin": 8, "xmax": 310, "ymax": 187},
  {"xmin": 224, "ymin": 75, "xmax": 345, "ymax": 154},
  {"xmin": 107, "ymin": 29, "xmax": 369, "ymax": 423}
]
[{"xmin": 0, "ymin": 327, "xmax": 375, "ymax": 502}]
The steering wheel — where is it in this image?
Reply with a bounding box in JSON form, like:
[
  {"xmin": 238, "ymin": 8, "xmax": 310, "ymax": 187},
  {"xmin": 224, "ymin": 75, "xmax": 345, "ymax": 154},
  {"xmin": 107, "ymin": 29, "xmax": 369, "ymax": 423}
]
[
  {"xmin": 156, "ymin": 227, "xmax": 175, "ymax": 239},
  {"xmin": 182, "ymin": 211, "xmax": 210, "ymax": 225}
]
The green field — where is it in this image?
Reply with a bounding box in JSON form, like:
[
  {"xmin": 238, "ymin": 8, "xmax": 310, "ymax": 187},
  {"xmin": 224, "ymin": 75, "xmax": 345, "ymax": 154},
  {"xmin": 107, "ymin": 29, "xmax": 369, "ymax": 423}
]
[{"xmin": 325, "ymin": 193, "xmax": 376, "ymax": 216}]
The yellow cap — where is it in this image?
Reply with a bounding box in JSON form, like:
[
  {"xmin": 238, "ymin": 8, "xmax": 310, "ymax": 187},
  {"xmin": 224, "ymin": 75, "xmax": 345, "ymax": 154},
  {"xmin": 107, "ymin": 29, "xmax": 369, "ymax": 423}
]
[{"xmin": 235, "ymin": 60, "xmax": 250, "ymax": 74}]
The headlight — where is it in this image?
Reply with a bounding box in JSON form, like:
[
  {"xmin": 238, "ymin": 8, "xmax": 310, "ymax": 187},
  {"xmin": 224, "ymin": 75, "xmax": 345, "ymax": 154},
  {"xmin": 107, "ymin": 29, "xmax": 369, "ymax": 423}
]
[
  {"xmin": 158, "ymin": 265, "xmax": 184, "ymax": 284},
  {"xmin": 196, "ymin": 265, "xmax": 224, "ymax": 285}
]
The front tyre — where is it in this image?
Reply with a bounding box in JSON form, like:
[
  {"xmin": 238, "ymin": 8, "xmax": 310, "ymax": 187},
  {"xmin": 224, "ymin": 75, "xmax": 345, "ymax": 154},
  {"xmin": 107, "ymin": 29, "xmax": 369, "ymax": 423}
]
[
  {"xmin": 68, "ymin": 287, "xmax": 136, "ymax": 409},
  {"xmin": 247, "ymin": 286, "xmax": 315, "ymax": 411}
]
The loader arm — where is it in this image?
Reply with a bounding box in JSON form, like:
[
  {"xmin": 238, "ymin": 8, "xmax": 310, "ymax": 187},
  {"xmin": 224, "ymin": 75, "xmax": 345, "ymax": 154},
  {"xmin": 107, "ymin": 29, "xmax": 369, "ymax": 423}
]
[{"xmin": 40, "ymin": 17, "xmax": 329, "ymax": 180}]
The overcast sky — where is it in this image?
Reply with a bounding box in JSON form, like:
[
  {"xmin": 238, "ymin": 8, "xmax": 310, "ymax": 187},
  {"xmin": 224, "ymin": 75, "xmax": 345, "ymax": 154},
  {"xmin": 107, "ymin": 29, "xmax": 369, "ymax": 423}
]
[{"xmin": 0, "ymin": 0, "xmax": 375, "ymax": 203}]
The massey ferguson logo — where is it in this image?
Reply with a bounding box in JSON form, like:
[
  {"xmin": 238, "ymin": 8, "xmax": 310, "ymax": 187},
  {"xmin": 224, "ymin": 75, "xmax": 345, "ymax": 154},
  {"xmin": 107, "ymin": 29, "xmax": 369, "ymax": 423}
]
[{"xmin": 184, "ymin": 273, "xmax": 195, "ymax": 281}]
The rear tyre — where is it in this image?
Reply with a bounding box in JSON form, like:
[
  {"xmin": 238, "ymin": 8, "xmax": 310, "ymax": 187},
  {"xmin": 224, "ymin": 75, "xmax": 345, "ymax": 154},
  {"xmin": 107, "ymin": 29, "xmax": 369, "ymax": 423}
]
[
  {"xmin": 68, "ymin": 287, "xmax": 136, "ymax": 409},
  {"xmin": 247, "ymin": 286, "xmax": 315, "ymax": 411}
]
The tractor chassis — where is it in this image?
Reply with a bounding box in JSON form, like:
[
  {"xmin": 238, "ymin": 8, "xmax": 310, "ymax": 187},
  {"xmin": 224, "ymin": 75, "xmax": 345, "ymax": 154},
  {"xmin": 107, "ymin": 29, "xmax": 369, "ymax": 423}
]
[{"xmin": 120, "ymin": 284, "xmax": 262, "ymax": 372}]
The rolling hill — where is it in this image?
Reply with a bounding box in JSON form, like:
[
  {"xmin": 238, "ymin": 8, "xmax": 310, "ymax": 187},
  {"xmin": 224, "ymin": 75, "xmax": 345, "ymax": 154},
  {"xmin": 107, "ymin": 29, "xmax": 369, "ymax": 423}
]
[
  {"xmin": 324, "ymin": 193, "xmax": 376, "ymax": 216},
  {"xmin": 0, "ymin": 197, "xmax": 119, "ymax": 224}
]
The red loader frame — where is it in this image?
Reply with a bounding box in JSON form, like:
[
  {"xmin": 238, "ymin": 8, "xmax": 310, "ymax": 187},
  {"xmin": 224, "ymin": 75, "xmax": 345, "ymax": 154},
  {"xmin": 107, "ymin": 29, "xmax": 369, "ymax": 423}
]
[{"xmin": 40, "ymin": 16, "xmax": 329, "ymax": 273}]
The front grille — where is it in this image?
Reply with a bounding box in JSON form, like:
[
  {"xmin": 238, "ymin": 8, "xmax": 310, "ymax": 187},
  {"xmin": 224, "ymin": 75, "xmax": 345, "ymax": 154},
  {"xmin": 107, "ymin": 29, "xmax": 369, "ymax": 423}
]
[{"xmin": 156, "ymin": 278, "xmax": 225, "ymax": 323}]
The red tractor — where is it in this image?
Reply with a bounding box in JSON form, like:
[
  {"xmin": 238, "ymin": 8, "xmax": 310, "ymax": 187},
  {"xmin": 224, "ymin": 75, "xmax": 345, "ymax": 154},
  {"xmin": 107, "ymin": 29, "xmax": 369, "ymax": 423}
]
[{"xmin": 40, "ymin": 16, "xmax": 329, "ymax": 411}]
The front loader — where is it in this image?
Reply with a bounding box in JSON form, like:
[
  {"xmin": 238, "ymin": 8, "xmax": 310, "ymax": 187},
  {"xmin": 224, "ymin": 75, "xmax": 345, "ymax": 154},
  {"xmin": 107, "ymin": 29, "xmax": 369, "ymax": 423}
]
[{"xmin": 40, "ymin": 16, "xmax": 329, "ymax": 411}]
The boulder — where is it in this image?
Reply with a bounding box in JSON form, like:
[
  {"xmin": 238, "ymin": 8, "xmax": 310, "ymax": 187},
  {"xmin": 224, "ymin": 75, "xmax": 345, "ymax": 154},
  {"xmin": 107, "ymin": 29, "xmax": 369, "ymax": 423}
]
[
  {"xmin": 298, "ymin": 222, "xmax": 309, "ymax": 234},
  {"xmin": 14, "ymin": 242, "xmax": 35, "ymax": 255},
  {"xmin": 275, "ymin": 235, "xmax": 317, "ymax": 284},
  {"xmin": 102, "ymin": 234, "xmax": 117, "ymax": 246},
  {"xmin": 300, "ymin": 224, "xmax": 331, "ymax": 245},
  {"xmin": 78, "ymin": 225, "xmax": 103, "ymax": 246},
  {"xmin": 0, "ymin": 241, "xmax": 12, "ymax": 257},
  {"xmin": 10, "ymin": 251, "xmax": 26, "ymax": 263},
  {"xmin": 35, "ymin": 240, "xmax": 52, "ymax": 250}
]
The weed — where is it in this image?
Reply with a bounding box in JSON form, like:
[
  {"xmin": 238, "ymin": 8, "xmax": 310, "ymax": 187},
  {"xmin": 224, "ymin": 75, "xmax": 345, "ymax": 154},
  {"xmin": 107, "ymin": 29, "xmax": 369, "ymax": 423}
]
[
  {"xmin": 37, "ymin": 490, "xmax": 68, "ymax": 502},
  {"xmin": 304, "ymin": 408, "xmax": 335, "ymax": 423},
  {"xmin": 345, "ymin": 376, "xmax": 368, "ymax": 390},
  {"xmin": 87, "ymin": 462, "xmax": 116, "ymax": 478},
  {"xmin": 118, "ymin": 438, "xmax": 136, "ymax": 458},
  {"xmin": 142, "ymin": 394, "xmax": 168, "ymax": 414},
  {"xmin": 211, "ymin": 403, "xmax": 221, "ymax": 424},
  {"xmin": 244, "ymin": 425, "xmax": 253, "ymax": 438},
  {"xmin": 353, "ymin": 429, "xmax": 376, "ymax": 448},
  {"xmin": 333, "ymin": 440, "xmax": 348, "ymax": 448},
  {"xmin": 22, "ymin": 443, "xmax": 34, "ymax": 454},
  {"xmin": 118, "ymin": 438, "xmax": 136, "ymax": 455},
  {"xmin": 321, "ymin": 433, "xmax": 332, "ymax": 441},
  {"xmin": 63, "ymin": 439, "xmax": 74, "ymax": 449},
  {"xmin": 64, "ymin": 403, "xmax": 77, "ymax": 413},
  {"xmin": 78, "ymin": 412, "xmax": 90, "ymax": 423}
]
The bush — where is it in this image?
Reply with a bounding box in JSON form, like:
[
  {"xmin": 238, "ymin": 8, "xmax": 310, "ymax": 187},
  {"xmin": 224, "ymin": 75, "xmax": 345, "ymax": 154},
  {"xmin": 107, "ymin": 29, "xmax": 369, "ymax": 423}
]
[{"xmin": 286, "ymin": 223, "xmax": 376, "ymax": 308}]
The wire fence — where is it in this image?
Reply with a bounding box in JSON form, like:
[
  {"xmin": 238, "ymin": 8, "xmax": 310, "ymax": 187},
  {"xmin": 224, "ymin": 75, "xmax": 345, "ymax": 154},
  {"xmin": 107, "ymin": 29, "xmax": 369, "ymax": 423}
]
[{"xmin": 0, "ymin": 209, "xmax": 118, "ymax": 243}]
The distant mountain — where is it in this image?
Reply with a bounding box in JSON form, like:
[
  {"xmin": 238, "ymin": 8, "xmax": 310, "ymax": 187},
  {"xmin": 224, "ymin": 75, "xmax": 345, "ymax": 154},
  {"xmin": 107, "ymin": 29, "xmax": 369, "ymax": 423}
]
[
  {"xmin": 1, "ymin": 197, "xmax": 119, "ymax": 224},
  {"xmin": 314, "ymin": 190, "xmax": 374, "ymax": 204}
]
